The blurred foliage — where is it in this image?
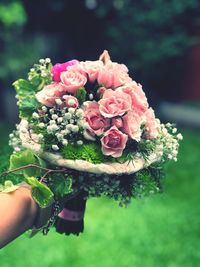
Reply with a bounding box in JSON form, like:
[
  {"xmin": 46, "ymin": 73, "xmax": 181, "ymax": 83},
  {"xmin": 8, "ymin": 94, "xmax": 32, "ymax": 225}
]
[
  {"xmin": 0, "ymin": 1, "xmax": 26, "ymax": 27},
  {"xmin": 0, "ymin": 1, "xmax": 43, "ymax": 83},
  {"xmin": 96, "ymin": 0, "xmax": 200, "ymax": 69},
  {"xmin": 94, "ymin": 0, "xmax": 200, "ymax": 98},
  {"xmin": 0, "ymin": 0, "xmax": 200, "ymax": 120}
]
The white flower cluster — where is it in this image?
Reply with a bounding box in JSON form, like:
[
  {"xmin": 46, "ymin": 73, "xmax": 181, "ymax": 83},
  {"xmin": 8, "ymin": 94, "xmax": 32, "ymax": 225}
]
[
  {"xmin": 9, "ymin": 125, "xmax": 22, "ymax": 153},
  {"xmin": 32, "ymin": 106, "xmax": 85, "ymax": 151},
  {"xmin": 28, "ymin": 58, "xmax": 51, "ymax": 80},
  {"xmin": 159, "ymin": 123, "xmax": 183, "ymax": 162}
]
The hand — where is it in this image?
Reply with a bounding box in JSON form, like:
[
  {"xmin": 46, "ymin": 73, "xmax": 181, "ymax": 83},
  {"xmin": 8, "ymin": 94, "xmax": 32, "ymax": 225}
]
[{"xmin": 0, "ymin": 187, "xmax": 39, "ymax": 249}]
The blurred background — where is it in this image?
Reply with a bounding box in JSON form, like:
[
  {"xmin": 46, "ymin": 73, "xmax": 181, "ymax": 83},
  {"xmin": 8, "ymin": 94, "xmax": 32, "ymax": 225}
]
[{"xmin": 0, "ymin": 1, "xmax": 200, "ymax": 266}]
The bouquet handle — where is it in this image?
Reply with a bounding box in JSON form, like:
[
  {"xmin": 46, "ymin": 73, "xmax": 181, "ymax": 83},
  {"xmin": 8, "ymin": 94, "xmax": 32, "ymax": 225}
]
[{"xmin": 55, "ymin": 191, "xmax": 87, "ymax": 235}]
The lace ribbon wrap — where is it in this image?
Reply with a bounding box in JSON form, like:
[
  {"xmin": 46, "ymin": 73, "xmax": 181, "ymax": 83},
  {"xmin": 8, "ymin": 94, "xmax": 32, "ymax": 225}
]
[{"xmin": 19, "ymin": 119, "xmax": 161, "ymax": 175}]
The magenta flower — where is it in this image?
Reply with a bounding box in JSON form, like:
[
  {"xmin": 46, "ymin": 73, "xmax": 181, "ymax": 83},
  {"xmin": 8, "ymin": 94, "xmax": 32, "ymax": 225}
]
[{"xmin": 51, "ymin": 60, "xmax": 79, "ymax": 82}]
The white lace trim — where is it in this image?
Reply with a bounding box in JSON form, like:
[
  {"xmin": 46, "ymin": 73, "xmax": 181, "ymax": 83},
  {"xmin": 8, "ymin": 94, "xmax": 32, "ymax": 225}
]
[{"xmin": 19, "ymin": 119, "xmax": 161, "ymax": 175}]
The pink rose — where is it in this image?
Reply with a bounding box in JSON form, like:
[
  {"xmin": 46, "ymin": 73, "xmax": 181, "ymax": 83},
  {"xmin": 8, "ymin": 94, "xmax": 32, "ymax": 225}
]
[
  {"xmin": 60, "ymin": 70, "xmax": 87, "ymax": 94},
  {"xmin": 83, "ymin": 129, "xmax": 96, "ymax": 141},
  {"xmin": 36, "ymin": 82, "xmax": 67, "ymax": 107},
  {"xmin": 144, "ymin": 108, "xmax": 160, "ymax": 139},
  {"xmin": 67, "ymin": 62, "xmax": 86, "ymax": 76},
  {"xmin": 97, "ymin": 61, "xmax": 131, "ymax": 88},
  {"xmin": 121, "ymin": 82, "xmax": 149, "ymax": 115},
  {"xmin": 84, "ymin": 101, "xmax": 110, "ymax": 136},
  {"xmin": 81, "ymin": 60, "xmax": 104, "ymax": 83},
  {"xmin": 99, "ymin": 50, "xmax": 111, "ymax": 64},
  {"xmin": 97, "ymin": 86, "xmax": 107, "ymax": 97},
  {"xmin": 101, "ymin": 126, "xmax": 128, "ymax": 157},
  {"xmin": 112, "ymin": 117, "xmax": 123, "ymax": 128},
  {"xmin": 123, "ymin": 111, "xmax": 143, "ymax": 141},
  {"xmin": 51, "ymin": 60, "xmax": 79, "ymax": 82},
  {"xmin": 62, "ymin": 95, "xmax": 79, "ymax": 109},
  {"xmin": 99, "ymin": 88, "xmax": 132, "ymax": 118}
]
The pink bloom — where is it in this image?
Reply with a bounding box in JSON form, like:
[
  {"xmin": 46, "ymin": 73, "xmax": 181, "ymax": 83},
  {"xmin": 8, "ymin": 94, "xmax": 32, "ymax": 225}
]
[
  {"xmin": 121, "ymin": 82, "xmax": 149, "ymax": 115},
  {"xmin": 123, "ymin": 111, "xmax": 143, "ymax": 141},
  {"xmin": 99, "ymin": 88, "xmax": 132, "ymax": 118},
  {"xmin": 83, "ymin": 129, "xmax": 96, "ymax": 141},
  {"xmin": 97, "ymin": 86, "xmax": 107, "ymax": 97},
  {"xmin": 84, "ymin": 101, "xmax": 110, "ymax": 136},
  {"xmin": 97, "ymin": 61, "xmax": 131, "ymax": 88},
  {"xmin": 112, "ymin": 117, "xmax": 123, "ymax": 128},
  {"xmin": 144, "ymin": 108, "xmax": 160, "ymax": 139},
  {"xmin": 35, "ymin": 82, "xmax": 67, "ymax": 107},
  {"xmin": 99, "ymin": 50, "xmax": 111, "ymax": 64},
  {"xmin": 51, "ymin": 60, "xmax": 79, "ymax": 82},
  {"xmin": 62, "ymin": 95, "xmax": 79, "ymax": 109},
  {"xmin": 101, "ymin": 126, "xmax": 128, "ymax": 158},
  {"xmin": 60, "ymin": 70, "xmax": 87, "ymax": 94},
  {"xmin": 81, "ymin": 60, "xmax": 104, "ymax": 83},
  {"xmin": 67, "ymin": 62, "xmax": 87, "ymax": 76}
]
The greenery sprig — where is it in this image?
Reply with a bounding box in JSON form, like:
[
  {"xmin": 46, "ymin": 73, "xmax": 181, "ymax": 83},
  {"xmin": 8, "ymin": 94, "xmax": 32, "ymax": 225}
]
[{"xmin": 0, "ymin": 149, "xmax": 72, "ymax": 208}]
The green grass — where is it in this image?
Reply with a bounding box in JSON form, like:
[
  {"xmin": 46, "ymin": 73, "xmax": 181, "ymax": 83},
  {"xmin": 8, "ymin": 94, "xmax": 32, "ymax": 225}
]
[{"xmin": 0, "ymin": 125, "xmax": 200, "ymax": 267}]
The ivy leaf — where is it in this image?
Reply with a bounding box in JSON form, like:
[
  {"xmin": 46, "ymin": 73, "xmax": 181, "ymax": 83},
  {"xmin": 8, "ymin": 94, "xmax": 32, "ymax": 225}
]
[
  {"xmin": 18, "ymin": 96, "xmax": 40, "ymax": 119},
  {"xmin": 25, "ymin": 177, "xmax": 54, "ymax": 208},
  {"xmin": 9, "ymin": 150, "xmax": 43, "ymax": 178},
  {"xmin": 34, "ymin": 154, "xmax": 46, "ymax": 169},
  {"xmin": 49, "ymin": 174, "xmax": 72, "ymax": 197},
  {"xmin": 0, "ymin": 180, "xmax": 19, "ymax": 193},
  {"xmin": 13, "ymin": 79, "xmax": 35, "ymax": 95},
  {"xmin": 13, "ymin": 79, "xmax": 40, "ymax": 119},
  {"xmin": 75, "ymin": 87, "xmax": 86, "ymax": 105},
  {"xmin": 29, "ymin": 76, "xmax": 41, "ymax": 88}
]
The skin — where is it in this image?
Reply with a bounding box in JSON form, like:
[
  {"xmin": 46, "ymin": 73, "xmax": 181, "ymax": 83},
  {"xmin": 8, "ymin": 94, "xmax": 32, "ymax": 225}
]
[{"xmin": 0, "ymin": 187, "xmax": 39, "ymax": 249}]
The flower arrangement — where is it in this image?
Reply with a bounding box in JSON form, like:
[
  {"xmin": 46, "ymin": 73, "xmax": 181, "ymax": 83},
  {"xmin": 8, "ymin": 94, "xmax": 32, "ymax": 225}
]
[{"xmin": 0, "ymin": 51, "xmax": 182, "ymax": 236}]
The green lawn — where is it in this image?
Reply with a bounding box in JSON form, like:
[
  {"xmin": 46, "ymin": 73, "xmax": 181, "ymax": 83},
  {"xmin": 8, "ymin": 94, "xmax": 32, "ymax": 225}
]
[{"xmin": 0, "ymin": 125, "xmax": 200, "ymax": 267}]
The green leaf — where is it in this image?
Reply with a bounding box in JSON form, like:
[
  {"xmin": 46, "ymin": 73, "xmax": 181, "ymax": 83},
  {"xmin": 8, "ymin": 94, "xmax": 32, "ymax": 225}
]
[
  {"xmin": 9, "ymin": 150, "xmax": 42, "ymax": 178},
  {"xmin": 49, "ymin": 174, "xmax": 72, "ymax": 197},
  {"xmin": 34, "ymin": 154, "xmax": 46, "ymax": 169},
  {"xmin": 13, "ymin": 79, "xmax": 35, "ymax": 95},
  {"xmin": 29, "ymin": 75, "xmax": 41, "ymax": 88},
  {"xmin": 18, "ymin": 96, "xmax": 40, "ymax": 119},
  {"xmin": 0, "ymin": 180, "xmax": 19, "ymax": 193},
  {"xmin": 25, "ymin": 177, "xmax": 54, "ymax": 208},
  {"xmin": 75, "ymin": 87, "xmax": 86, "ymax": 105},
  {"xmin": 13, "ymin": 78, "xmax": 40, "ymax": 119}
]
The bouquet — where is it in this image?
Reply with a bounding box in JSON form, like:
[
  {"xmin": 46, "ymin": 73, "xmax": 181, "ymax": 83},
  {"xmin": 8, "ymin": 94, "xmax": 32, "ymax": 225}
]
[{"xmin": 0, "ymin": 50, "xmax": 182, "ymax": 236}]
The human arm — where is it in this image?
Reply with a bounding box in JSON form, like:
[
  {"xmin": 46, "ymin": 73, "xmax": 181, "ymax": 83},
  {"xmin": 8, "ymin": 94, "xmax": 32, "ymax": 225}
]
[{"xmin": 0, "ymin": 187, "xmax": 39, "ymax": 249}]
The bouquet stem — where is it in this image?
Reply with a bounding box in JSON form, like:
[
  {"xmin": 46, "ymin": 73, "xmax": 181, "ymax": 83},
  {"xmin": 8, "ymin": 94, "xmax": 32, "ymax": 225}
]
[{"xmin": 55, "ymin": 191, "xmax": 87, "ymax": 235}]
